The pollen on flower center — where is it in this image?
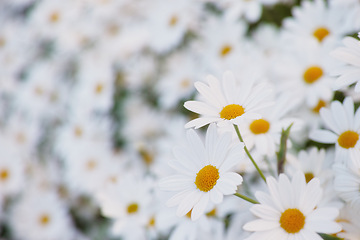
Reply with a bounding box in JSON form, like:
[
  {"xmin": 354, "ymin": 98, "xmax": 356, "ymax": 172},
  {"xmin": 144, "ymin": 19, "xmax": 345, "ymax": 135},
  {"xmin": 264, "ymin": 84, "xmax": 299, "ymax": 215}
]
[
  {"xmin": 312, "ymin": 99, "xmax": 326, "ymax": 113},
  {"xmin": 220, "ymin": 104, "xmax": 245, "ymax": 120},
  {"xmin": 195, "ymin": 165, "xmax": 219, "ymax": 192},
  {"xmin": 304, "ymin": 172, "xmax": 314, "ymax": 183},
  {"xmin": 220, "ymin": 44, "xmax": 232, "ymax": 57},
  {"xmin": 338, "ymin": 130, "xmax": 359, "ymax": 149},
  {"xmin": 313, "ymin": 27, "xmax": 330, "ymax": 42},
  {"xmin": 249, "ymin": 119, "xmax": 270, "ymax": 134},
  {"xmin": 280, "ymin": 208, "xmax": 305, "ymax": 234},
  {"xmin": 127, "ymin": 202, "xmax": 139, "ymax": 214},
  {"xmin": 303, "ymin": 66, "xmax": 323, "ymax": 84}
]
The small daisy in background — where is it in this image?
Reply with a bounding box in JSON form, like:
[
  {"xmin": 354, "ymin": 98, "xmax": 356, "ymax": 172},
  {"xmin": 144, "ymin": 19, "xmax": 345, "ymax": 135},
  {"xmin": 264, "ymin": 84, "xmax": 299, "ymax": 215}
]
[
  {"xmin": 243, "ymin": 171, "xmax": 342, "ymax": 239},
  {"xmin": 159, "ymin": 123, "xmax": 245, "ymax": 220},
  {"xmin": 330, "ymin": 32, "xmax": 360, "ymax": 92},
  {"xmin": 310, "ymin": 97, "xmax": 360, "ymax": 163},
  {"xmin": 184, "ymin": 71, "xmax": 273, "ymax": 129}
]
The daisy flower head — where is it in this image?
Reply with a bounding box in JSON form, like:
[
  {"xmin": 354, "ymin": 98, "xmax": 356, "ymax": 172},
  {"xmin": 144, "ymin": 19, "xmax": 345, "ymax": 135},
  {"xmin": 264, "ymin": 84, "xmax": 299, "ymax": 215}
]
[
  {"xmin": 330, "ymin": 33, "xmax": 360, "ymax": 92},
  {"xmin": 159, "ymin": 123, "xmax": 245, "ymax": 221},
  {"xmin": 309, "ymin": 97, "xmax": 360, "ymax": 163},
  {"xmin": 243, "ymin": 171, "xmax": 342, "ymax": 239},
  {"xmin": 184, "ymin": 71, "xmax": 273, "ymax": 129}
]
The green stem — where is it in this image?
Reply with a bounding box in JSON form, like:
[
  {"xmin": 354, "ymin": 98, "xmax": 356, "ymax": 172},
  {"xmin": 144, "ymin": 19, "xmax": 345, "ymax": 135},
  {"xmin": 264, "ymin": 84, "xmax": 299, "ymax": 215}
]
[
  {"xmin": 233, "ymin": 124, "xmax": 267, "ymax": 183},
  {"xmin": 234, "ymin": 193, "xmax": 259, "ymax": 204}
]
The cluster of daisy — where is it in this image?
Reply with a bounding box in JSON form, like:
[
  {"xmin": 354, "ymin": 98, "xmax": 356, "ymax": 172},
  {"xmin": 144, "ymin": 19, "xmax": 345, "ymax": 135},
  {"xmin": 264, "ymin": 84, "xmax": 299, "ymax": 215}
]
[{"xmin": 1, "ymin": 0, "xmax": 360, "ymax": 239}]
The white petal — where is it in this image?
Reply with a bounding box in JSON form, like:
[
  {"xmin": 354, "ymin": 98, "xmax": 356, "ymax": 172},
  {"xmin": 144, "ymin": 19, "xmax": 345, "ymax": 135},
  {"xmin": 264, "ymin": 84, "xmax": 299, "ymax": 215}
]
[
  {"xmin": 210, "ymin": 187, "xmax": 223, "ymax": 204},
  {"xmin": 243, "ymin": 219, "xmax": 280, "ymax": 231},
  {"xmin": 191, "ymin": 193, "xmax": 209, "ymax": 221},
  {"xmin": 309, "ymin": 130, "xmax": 337, "ymax": 144}
]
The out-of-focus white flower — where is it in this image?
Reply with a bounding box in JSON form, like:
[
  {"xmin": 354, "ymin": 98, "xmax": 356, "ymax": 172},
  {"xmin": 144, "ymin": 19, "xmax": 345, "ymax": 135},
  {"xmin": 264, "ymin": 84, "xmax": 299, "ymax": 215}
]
[
  {"xmin": 97, "ymin": 174, "xmax": 153, "ymax": 240},
  {"xmin": 9, "ymin": 189, "xmax": 74, "ymax": 240},
  {"xmin": 283, "ymin": 0, "xmax": 356, "ymax": 44},
  {"xmin": 330, "ymin": 34, "xmax": 360, "ymax": 92}
]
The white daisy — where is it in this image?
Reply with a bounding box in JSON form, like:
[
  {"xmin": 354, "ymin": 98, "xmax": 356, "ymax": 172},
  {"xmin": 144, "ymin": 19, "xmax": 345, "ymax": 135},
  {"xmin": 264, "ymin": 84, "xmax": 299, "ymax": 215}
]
[
  {"xmin": 330, "ymin": 34, "xmax": 360, "ymax": 92},
  {"xmin": 333, "ymin": 161, "xmax": 360, "ymax": 210},
  {"xmin": 309, "ymin": 97, "xmax": 360, "ymax": 163},
  {"xmin": 184, "ymin": 71, "xmax": 273, "ymax": 129},
  {"xmin": 336, "ymin": 203, "xmax": 360, "ymax": 240},
  {"xmin": 159, "ymin": 123, "xmax": 244, "ymax": 221},
  {"xmin": 243, "ymin": 171, "xmax": 342, "ymax": 239}
]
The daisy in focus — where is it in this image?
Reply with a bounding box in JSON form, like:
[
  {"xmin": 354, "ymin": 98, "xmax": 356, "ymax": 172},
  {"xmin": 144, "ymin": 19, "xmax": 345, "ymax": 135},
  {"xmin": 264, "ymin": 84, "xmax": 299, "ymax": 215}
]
[
  {"xmin": 243, "ymin": 171, "xmax": 341, "ymax": 239},
  {"xmin": 331, "ymin": 33, "xmax": 360, "ymax": 92},
  {"xmin": 159, "ymin": 123, "xmax": 245, "ymax": 221},
  {"xmin": 309, "ymin": 97, "xmax": 360, "ymax": 163},
  {"xmin": 184, "ymin": 71, "xmax": 273, "ymax": 129}
]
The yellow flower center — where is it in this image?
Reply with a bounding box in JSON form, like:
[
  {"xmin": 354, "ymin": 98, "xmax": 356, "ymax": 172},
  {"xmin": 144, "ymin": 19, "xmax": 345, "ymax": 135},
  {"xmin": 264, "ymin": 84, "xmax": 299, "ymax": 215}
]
[
  {"xmin": 0, "ymin": 37, "xmax": 6, "ymax": 48},
  {"xmin": 148, "ymin": 216, "xmax": 156, "ymax": 227},
  {"xmin": 220, "ymin": 44, "xmax": 232, "ymax": 57},
  {"xmin": 139, "ymin": 148, "xmax": 154, "ymax": 166},
  {"xmin": 312, "ymin": 99, "xmax": 326, "ymax": 114},
  {"xmin": 169, "ymin": 15, "xmax": 178, "ymax": 27},
  {"xmin": 0, "ymin": 169, "xmax": 9, "ymax": 181},
  {"xmin": 195, "ymin": 165, "xmax": 219, "ymax": 192},
  {"xmin": 39, "ymin": 214, "xmax": 51, "ymax": 226},
  {"xmin": 337, "ymin": 130, "xmax": 359, "ymax": 149},
  {"xmin": 86, "ymin": 160, "xmax": 97, "ymax": 171},
  {"xmin": 49, "ymin": 11, "xmax": 60, "ymax": 23},
  {"xmin": 95, "ymin": 83, "xmax": 104, "ymax": 94},
  {"xmin": 206, "ymin": 208, "xmax": 217, "ymax": 217},
  {"xmin": 220, "ymin": 104, "xmax": 245, "ymax": 120},
  {"xmin": 304, "ymin": 172, "xmax": 314, "ymax": 183},
  {"xmin": 186, "ymin": 209, "xmax": 192, "ymax": 218},
  {"xmin": 280, "ymin": 208, "xmax": 305, "ymax": 234},
  {"xmin": 127, "ymin": 202, "xmax": 139, "ymax": 214},
  {"xmin": 303, "ymin": 66, "xmax": 323, "ymax": 84},
  {"xmin": 313, "ymin": 27, "xmax": 330, "ymax": 42},
  {"xmin": 74, "ymin": 126, "xmax": 83, "ymax": 137},
  {"xmin": 249, "ymin": 119, "xmax": 270, "ymax": 135}
]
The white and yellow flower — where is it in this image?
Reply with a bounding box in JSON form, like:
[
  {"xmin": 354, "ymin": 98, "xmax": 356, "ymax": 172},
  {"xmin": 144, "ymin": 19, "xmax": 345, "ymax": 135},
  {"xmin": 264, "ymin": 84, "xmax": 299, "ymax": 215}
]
[
  {"xmin": 184, "ymin": 71, "xmax": 273, "ymax": 129},
  {"xmin": 159, "ymin": 123, "xmax": 244, "ymax": 220},
  {"xmin": 309, "ymin": 97, "xmax": 360, "ymax": 163},
  {"xmin": 243, "ymin": 171, "xmax": 341, "ymax": 239}
]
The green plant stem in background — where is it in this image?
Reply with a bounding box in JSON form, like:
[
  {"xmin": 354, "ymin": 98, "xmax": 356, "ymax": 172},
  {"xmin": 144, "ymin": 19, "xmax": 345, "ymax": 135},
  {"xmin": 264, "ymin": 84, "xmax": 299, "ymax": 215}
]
[
  {"xmin": 276, "ymin": 123, "xmax": 293, "ymax": 175},
  {"xmin": 234, "ymin": 193, "xmax": 259, "ymax": 204},
  {"xmin": 318, "ymin": 233, "xmax": 343, "ymax": 240},
  {"xmin": 233, "ymin": 124, "xmax": 267, "ymax": 183}
]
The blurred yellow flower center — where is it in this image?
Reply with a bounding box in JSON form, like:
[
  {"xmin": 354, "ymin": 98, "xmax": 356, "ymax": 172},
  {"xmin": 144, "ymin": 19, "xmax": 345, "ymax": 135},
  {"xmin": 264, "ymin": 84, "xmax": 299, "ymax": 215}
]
[
  {"xmin": 95, "ymin": 83, "xmax": 104, "ymax": 94},
  {"xmin": 0, "ymin": 169, "xmax": 9, "ymax": 181},
  {"xmin": 206, "ymin": 208, "xmax": 217, "ymax": 217},
  {"xmin": 86, "ymin": 160, "xmax": 97, "ymax": 170},
  {"xmin": 312, "ymin": 99, "xmax": 326, "ymax": 113},
  {"xmin": 220, "ymin": 104, "xmax": 245, "ymax": 120},
  {"xmin": 280, "ymin": 208, "xmax": 305, "ymax": 233},
  {"xmin": 49, "ymin": 11, "xmax": 60, "ymax": 23},
  {"xmin": 39, "ymin": 214, "xmax": 51, "ymax": 226},
  {"xmin": 169, "ymin": 15, "xmax": 178, "ymax": 26},
  {"xmin": 220, "ymin": 44, "xmax": 232, "ymax": 57},
  {"xmin": 195, "ymin": 165, "xmax": 219, "ymax": 192},
  {"xmin": 250, "ymin": 119, "xmax": 270, "ymax": 134},
  {"xmin": 303, "ymin": 66, "xmax": 323, "ymax": 84},
  {"xmin": 186, "ymin": 209, "xmax": 192, "ymax": 218},
  {"xmin": 313, "ymin": 27, "xmax": 330, "ymax": 42},
  {"xmin": 338, "ymin": 130, "xmax": 359, "ymax": 149},
  {"xmin": 139, "ymin": 148, "xmax": 154, "ymax": 166},
  {"xmin": 304, "ymin": 172, "xmax": 314, "ymax": 183},
  {"xmin": 148, "ymin": 216, "xmax": 156, "ymax": 227},
  {"xmin": 127, "ymin": 203, "xmax": 139, "ymax": 214},
  {"xmin": 74, "ymin": 126, "xmax": 83, "ymax": 137}
]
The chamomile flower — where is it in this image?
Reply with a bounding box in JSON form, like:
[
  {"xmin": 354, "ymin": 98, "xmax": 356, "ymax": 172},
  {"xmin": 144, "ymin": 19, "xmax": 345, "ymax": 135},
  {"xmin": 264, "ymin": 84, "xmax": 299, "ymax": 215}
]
[
  {"xmin": 333, "ymin": 161, "xmax": 360, "ymax": 209},
  {"xmin": 330, "ymin": 34, "xmax": 360, "ymax": 92},
  {"xmin": 309, "ymin": 97, "xmax": 360, "ymax": 163},
  {"xmin": 243, "ymin": 171, "xmax": 342, "ymax": 239},
  {"xmin": 159, "ymin": 123, "xmax": 244, "ymax": 221},
  {"xmin": 184, "ymin": 71, "xmax": 273, "ymax": 129},
  {"xmin": 336, "ymin": 203, "xmax": 360, "ymax": 240}
]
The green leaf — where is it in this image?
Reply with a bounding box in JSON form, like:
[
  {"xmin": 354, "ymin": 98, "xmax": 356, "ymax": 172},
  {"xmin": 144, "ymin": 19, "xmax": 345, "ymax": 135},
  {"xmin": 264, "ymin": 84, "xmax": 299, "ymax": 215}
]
[{"xmin": 318, "ymin": 233, "xmax": 343, "ymax": 240}]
